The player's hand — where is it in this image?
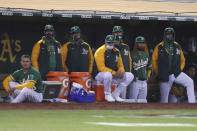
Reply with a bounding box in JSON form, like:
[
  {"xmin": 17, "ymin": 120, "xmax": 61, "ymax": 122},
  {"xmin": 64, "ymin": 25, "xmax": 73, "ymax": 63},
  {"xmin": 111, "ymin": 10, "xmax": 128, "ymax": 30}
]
[
  {"xmin": 114, "ymin": 71, "xmax": 124, "ymax": 78},
  {"xmin": 8, "ymin": 88, "xmax": 15, "ymax": 96}
]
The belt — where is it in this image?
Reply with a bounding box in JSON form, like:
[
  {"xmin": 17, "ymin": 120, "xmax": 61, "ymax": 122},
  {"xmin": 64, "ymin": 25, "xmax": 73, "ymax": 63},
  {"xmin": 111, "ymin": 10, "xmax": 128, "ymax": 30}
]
[{"xmin": 137, "ymin": 78, "xmax": 147, "ymax": 81}]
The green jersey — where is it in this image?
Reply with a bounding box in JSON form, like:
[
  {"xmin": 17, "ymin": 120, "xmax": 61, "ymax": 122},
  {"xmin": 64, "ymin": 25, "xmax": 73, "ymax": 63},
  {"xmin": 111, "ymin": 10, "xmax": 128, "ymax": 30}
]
[
  {"xmin": 43, "ymin": 36, "xmax": 57, "ymax": 71},
  {"xmin": 11, "ymin": 66, "xmax": 43, "ymax": 93},
  {"xmin": 131, "ymin": 51, "xmax": 152, "ymax": 80}
]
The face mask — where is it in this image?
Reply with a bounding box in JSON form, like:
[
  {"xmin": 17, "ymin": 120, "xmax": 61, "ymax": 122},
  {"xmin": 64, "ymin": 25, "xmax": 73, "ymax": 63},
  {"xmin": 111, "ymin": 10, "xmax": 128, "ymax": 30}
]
[
  {"xmin": 106, "ymin": 45, "xmax": 114, "ymax": 50},
  {"xmin": 137, "ymin": 47, "xmax": 144, "ymax": 51},
  {"xmin": 72, "ymin": 35, "xmax": 80, "ymax": 41},
  {"xmin": 45, "ymin": 34, "xmax": 54, "ymax": 40},
  {"xmin": 115, "ymin": 35, "xmax": 122, "ymax": 41},
  {"xmin": 166, "ymin": 37, "xmax": 173, "ymax": 43}
]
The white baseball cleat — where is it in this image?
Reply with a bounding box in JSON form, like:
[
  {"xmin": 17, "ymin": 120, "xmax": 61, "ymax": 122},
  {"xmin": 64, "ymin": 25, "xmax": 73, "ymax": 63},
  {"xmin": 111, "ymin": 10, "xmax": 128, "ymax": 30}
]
[
  {"xmin": 112, "ymin": 93, "xmax": 125, "ymax": 102},
  {"xmin": 105, "ymin": 94, "xmax": 115, "ymax": 102}
]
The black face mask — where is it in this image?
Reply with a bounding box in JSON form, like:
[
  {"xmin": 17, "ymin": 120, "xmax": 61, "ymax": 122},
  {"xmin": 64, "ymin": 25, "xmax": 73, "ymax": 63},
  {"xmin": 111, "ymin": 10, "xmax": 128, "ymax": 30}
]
[
  {"xmin": 166, "ymin": 37, "xmax": 173, "ymax": 43},
  {"xmin": 72, "ymin": 35, "xmax": 80, "ymax": 42},
  {"xmin": 45, "ymin": 34, "xmax": 54, "ymax": 40},
  {"xmin": 115, "ymin": 35, "xmax": 122, "ymax": 41},
  {"xmin": 137, "ymin": 47, "xmax": 144, "ymax": 51}
]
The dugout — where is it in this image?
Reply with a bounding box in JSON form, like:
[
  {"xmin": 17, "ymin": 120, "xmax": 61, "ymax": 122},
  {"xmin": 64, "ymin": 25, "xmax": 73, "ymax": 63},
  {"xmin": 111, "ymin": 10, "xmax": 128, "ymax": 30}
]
[{"xmin": 0, "ymin": 0, "xmax": 197, "ymax": 100}]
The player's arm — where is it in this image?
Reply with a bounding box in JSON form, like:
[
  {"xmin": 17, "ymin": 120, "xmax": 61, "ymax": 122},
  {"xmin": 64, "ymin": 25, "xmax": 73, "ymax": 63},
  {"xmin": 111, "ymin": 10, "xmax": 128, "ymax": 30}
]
[
  {"xmin": 152, "ymin": 44, "xmax": 159, "ymax": 75},
  {"xmin": 180, "ymin": 48, "xmax": 185, "ymax": 71},
  {"xmin": 147, "ymin": 55, "xmax": 152, "ymax": 78},
  {"xmin": 129, "ymin": 49, "xmax": 132, "ymax": 72},
  {"xmin": 61, "ymin": 43, "xmax": 69, "ymax": 72},
  {"xmin": 88, "ymin": 45, "xmax": 94, "ymax": 74},
  {"xmin": 14, "ymin": 81, "xmax": 35, "ymax": 90},
  {"xmin": 117, "ymin": 53, "xmax": 125, "ymax": 73},
  {"xmin": 3, "ymin": 76, "xmax": 13, "ymax": 92},
  {"xmin": 31, "ymin": 41, "xmax": 41, "ymax": 70},
  {"xmin": 94, "ymin": 49, "xmax": 117, "ymax": 75}
]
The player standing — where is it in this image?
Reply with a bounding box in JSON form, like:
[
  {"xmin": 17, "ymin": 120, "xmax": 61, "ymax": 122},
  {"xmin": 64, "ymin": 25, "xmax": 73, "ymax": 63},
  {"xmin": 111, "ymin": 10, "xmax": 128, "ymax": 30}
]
[
  {"xmin": 129, "ymin": 36, "xmax": 152, "ymax": 103},
  {"xmin": 152, "ymin": 27, "xmax": 195, "ymax": 103}
]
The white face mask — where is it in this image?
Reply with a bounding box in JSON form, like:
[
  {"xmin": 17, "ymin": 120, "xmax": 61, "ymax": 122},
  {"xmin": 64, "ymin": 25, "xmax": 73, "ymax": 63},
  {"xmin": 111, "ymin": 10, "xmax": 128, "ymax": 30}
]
[{"xmin": 106, "ymin": 45, "xmax": 114, "ymax": 50}]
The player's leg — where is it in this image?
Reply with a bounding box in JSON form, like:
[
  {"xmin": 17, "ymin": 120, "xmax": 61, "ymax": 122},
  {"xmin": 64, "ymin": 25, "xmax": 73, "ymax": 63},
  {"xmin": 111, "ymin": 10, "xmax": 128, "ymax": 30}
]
[
  {"xmin": 137, "ymin": 81, "xmax": 147, "ymax": 103},
  {"xmin": 112, "ymin": 72, "xmax": 134, "ymax": 102},
  {"xmin": 128, "ymin": 81, "xmax": 139, "ymax": 103},
  {"xmin": 174, "ymin": 72, "xmax": 195, "ymax": 103},
  {"xmin": 160, "ymin": 74, "xmax": 175, "ymax": 103},
  {"xmin": 8, "ymin": 82, "xmax": 21, "ymax": 101},
  {"xmin": 11, "ymin": 87, "xmax": 43, "ymax": 103},
  {"xmin": 95, "ymin": 72, "xmax": 115, "ymax": 102}
]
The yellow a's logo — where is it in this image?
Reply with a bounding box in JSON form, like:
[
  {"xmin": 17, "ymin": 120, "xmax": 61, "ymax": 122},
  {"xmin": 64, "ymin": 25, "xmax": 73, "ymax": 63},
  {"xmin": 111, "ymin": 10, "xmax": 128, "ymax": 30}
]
[{"xmin": 0, "ymin": 33, "xmax": 22, "ymax": 63}]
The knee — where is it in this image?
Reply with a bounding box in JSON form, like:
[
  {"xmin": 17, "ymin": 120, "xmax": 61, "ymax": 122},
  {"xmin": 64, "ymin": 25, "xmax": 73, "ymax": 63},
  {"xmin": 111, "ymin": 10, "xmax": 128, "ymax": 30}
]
[
  {"xmin": 103, "ymin": 72, "xmax": 113, "ymax": 81},
  {"xmin": 186, "ymin": 77, "xmax": 194, "ymax": 87},
  {"xmin": 20, "ymin": 87, "xmax": 31, "ymax": 96},
  {"xmin": 125, "ymin": 72, "xmax": 134, "ymax": 82}
]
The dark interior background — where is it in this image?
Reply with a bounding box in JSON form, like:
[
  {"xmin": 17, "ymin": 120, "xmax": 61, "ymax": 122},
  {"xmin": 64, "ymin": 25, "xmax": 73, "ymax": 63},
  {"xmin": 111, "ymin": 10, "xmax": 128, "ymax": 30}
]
[{"xmin": 0, "ymin": 16, "xmax": 197, "ymax": 73}]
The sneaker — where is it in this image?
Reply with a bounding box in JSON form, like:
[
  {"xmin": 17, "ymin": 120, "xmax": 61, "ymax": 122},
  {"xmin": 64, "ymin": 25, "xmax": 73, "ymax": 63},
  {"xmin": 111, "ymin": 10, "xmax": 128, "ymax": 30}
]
[
  {"xmin": 105, "ymin": 94, "xmax": 115, "ymax": 102},
  {"xmin": 112, "ymin": 93, "xmax": 125, "ymax": 102}
]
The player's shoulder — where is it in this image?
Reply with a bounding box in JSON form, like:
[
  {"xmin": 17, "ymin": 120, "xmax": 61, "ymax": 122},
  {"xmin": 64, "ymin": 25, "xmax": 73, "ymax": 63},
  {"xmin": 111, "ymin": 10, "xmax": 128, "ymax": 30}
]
[
  {"xmin": 29, "ymin": 66, "xmax": 41, "ymax": 75},
  {"xmin": 12, "ymin": 68, "xmax": 23, "ymax": 75},
  {"xmin": 34, "ymin": 39, "xmax": 44, "ymax": 46},
  {"xmin": 82, "ymin": 41, "xmax": 90, "ymax": 46},
  {"xmin": 121, "ymin": 43, "xmax": 129, "ymax": 47},
  {"xmin": 173, "ymin": 41, "xmax": 182, "ymax": 48},
  {"xmin": 62, "ymin": 41, "xmax": 72, "ymax": 48}
]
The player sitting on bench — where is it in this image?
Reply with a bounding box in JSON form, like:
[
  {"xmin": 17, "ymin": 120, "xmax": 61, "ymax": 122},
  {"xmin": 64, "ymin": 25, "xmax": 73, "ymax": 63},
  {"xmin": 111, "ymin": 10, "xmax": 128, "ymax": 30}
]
[{"xmin": 3, "ymin": 54, "xmax": 43, "ymax": 103}]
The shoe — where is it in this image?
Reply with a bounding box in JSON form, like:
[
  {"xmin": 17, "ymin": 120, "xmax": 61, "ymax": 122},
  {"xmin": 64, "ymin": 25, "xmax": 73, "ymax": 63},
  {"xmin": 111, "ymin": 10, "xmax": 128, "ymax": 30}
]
[
  {"xmin": 112, "ymin": 93, "xmax": 125, "ymax": 102},
  {"xmin": 105, "ymin": 94, "xmax": 115, "ymax": 102},
  {"xmin": 0, "ymin": 97, "xmax": 4, "ymax": 102}
]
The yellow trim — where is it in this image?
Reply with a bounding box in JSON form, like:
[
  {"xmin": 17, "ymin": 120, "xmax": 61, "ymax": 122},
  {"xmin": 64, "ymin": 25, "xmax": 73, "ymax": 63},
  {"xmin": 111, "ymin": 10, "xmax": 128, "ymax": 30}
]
[
  {"xmin": 3, "ymin": 76, "xmax": 13, "ymax": 92},
  {"xmin": 61, "ymin": 41, "xmax": 72, "ymax": 72},
  {"xmin": 31, "ymin": 40, "xmax": 43, "ymax": 70},
  {"xmin": 14, "ymin": 81, "xmax": 35, "ymax": 90},
  {"xmin": 152, "ymin": 42, "xmax": 163, "ymax": 75}
]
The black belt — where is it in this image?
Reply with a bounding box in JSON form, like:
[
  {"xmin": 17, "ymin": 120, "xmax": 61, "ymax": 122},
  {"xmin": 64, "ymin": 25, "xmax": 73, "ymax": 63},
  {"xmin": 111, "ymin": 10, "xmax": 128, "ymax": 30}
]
[{"xmin": 138, "ymin": 78, "xmax": 147, "ymax": 81}]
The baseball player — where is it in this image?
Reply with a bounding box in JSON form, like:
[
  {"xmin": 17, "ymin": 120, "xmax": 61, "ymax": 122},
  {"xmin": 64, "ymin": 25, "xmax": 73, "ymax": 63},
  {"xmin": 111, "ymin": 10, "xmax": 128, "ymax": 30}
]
[
  {"xmin": 94, "ymin": 35, "xmax": 134, "ymax": 102},
  {"xmin": 152, "ymin": 27, "xmax": 196, "ymax": 103},
  {"xmin": 129, "ymin": 36, "xmax": 152, "ymax": 103},
  {"xmin": 169, "ymin": 64, "xmax": 197, "ymax": 103},
  {"xmin": 112, "ymin": 26, "xmax": 132, "ymax": 99},
  {"xmin": 3, "ymin": 54, "xmax": 43, "ymax": 103},
  {"xmin": 31, "ymin": 24, "xmax": 63, "ymax": 80},
  {"xmin": 61, "ymin": 26, "xmax": 93, "ymax": 73}
]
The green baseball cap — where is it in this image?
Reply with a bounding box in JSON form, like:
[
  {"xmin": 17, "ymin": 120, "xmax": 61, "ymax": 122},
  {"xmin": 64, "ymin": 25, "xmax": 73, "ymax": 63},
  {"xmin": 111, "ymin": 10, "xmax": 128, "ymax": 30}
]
[
  {"xmin": 135, "ymin": 36, "xmax": 146, "ymax": 43},
  {"xmin": 105, "ymin": 35, "xmax": 115, "ymax": 43},
  {"xmin": 112, "ymin": 26, "xmax": 123, "ymax": 33},
  {"xmin": 44, "ymin": 24, "xmax": 54, "ymax": 31},
  {"xmin": 70, "ymin": 26, "xmax": 80, "ymax": 33},
  {"xmin": 164, "ymin": 27, "xmax": 174, "ymax": 35}
]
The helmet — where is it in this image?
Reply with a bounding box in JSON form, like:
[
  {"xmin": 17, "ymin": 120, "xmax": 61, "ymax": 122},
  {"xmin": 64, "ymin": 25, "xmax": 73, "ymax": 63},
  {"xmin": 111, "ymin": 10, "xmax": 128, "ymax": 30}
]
[
  {"xmin": 105, "ymin": 35, "xmax": 115, "ymax": 43},
  {"xmin": 135, "ymin": 36, "xmax": 145, "ymax": 43},
  {"xmin": 44, "ymin": 24, "xmax": 54, "ymax": 31},
  {"xmin": 112, "ymin": 26, "xmax": 123, "ymax": 33},
  {"xmin": 70, "ymin": 26, "xmax": 80, "ymax": 33}
]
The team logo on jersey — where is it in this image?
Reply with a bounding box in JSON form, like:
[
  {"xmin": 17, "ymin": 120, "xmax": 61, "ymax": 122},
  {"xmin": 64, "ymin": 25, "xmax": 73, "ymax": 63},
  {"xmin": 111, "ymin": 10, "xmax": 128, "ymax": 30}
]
[
  {"xmin": 81, "ymin": 48, "xmax": 88, "ymax": 55},
  {"xmin": 176, "ymin": 48, "xmax": 181, "ymax": 55},
  {"xmin": 124, "ymin": 49, "xmax": 129, "ymax": 56},
  {"xmin": 133, "ymin": 58, "xmax": 148, "ymax": 71}
]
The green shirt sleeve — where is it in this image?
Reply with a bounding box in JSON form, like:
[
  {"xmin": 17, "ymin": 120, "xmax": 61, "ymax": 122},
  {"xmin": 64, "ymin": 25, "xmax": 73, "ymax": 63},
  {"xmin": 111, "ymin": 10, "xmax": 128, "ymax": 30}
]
[{"xmin": 11, "ymin": 70, "xmax": 20, "ymax": 81}]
